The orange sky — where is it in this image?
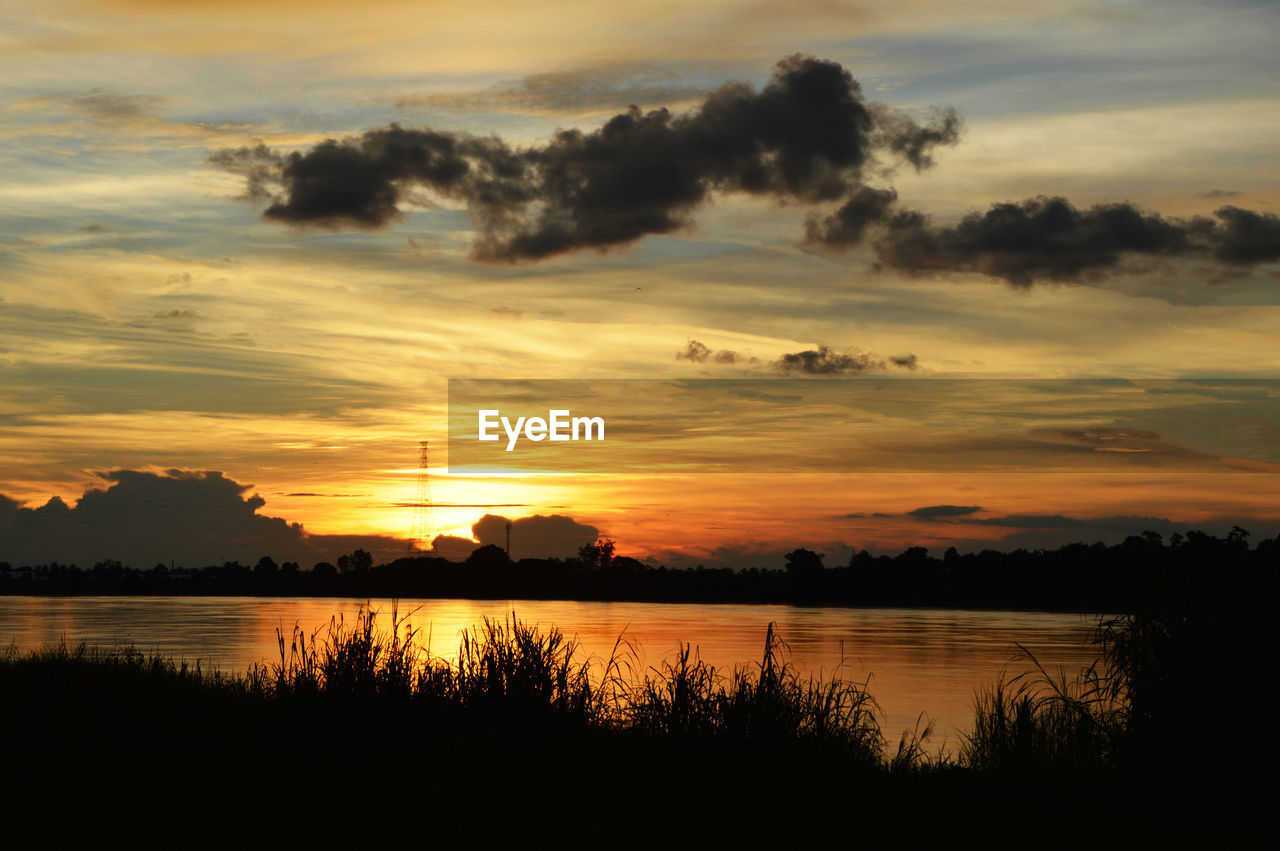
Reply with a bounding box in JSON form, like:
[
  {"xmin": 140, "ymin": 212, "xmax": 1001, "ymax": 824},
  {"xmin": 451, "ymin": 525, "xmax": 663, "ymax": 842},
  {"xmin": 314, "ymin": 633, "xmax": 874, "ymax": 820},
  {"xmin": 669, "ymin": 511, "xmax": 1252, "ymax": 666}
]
[{"xmin": 2, "ymin": 1, "xmax": 1279, "ymax": 567}]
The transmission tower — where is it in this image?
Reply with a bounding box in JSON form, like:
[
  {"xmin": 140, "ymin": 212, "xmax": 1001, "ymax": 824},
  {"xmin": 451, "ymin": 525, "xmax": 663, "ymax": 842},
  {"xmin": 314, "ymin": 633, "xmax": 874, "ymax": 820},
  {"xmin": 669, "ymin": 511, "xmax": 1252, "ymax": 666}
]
[{"xmin": 408, "ymin": 440, "xmax": 434, "ymax": 554}]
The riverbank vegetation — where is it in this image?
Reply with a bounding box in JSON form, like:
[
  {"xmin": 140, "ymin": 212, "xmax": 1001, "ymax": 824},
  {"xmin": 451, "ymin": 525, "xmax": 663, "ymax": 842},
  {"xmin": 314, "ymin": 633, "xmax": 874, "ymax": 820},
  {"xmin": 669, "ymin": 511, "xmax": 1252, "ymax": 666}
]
[
  {"xmin": 1, "ymin": 590, "xmax": 1270, "ymax": 846},
  {"xmin": 4, "ymin": 526, "xmax": 1277, "ymax": 611},
  {"xmin": 0, "ymin": 607, "xmax": 902, "ymax": 765},
  {"xmin": 3, "ymin": 589, "xmax": 1270, "ymax": 773}
]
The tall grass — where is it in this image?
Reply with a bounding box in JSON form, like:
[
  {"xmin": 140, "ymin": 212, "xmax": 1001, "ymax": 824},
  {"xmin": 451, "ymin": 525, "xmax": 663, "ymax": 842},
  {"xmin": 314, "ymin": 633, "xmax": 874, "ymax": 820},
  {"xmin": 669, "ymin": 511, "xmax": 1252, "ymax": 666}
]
[
  {"xmin": 962, "ymin": 615, "xmax": 1137, "ymax": 772},
  {"xmin": 961, "ymin": 599, "xmax": 1273, "ymax": 772},
  {"xmin": 628, "ymin": 623, "xmax": 885, "ymax": 763},
  {"xmin": 2, "ymin": 606, "xmax": 898, "ymax": 762},
  {"xmin": 246, "ymin": 606, "xmax": 610, "ymax": 735},
  {"xmin": 961, "ymin": 662, "xmax": 1120, "ymax": 771}
]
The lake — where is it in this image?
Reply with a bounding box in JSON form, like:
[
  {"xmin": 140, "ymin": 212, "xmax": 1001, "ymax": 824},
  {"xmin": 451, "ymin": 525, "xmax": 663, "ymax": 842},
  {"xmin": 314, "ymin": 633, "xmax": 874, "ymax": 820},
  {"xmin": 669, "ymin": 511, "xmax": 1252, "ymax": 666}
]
[{"xmin": 0, "ymin": 596, "xmax": 1101, "ymax": 750}]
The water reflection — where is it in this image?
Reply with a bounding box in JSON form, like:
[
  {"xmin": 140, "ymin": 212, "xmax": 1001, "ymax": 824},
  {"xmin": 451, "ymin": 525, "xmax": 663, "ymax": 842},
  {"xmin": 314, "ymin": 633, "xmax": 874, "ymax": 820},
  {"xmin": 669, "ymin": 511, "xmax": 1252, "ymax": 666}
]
[{"xmin": 0, "ymin": 596, "xmax": 1099, "ymax": 748}]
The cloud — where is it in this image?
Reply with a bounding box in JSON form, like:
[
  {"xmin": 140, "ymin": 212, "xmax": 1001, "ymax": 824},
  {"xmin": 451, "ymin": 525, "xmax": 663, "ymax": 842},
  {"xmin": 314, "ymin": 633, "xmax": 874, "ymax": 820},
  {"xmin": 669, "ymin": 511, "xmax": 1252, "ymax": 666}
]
[
  {"xmin": 1025, "ymin": 427, "xmax": 1208, "ymax": 460},
  {"xmin": 875, "ymin": 196, "xmax": 1194, "ymax": 286},
  {"xmin": 889, "ymin": 354, "xmax": 918, "ymax": 370},
  {"xmin": 213, "ymin": 54, "xmax": 960, "ymax": 261},
  {"xmin": 674, "ymin": 339, "xmax": 751, "ymax": 364},
  {"xmin": 28, "ymin": 90, "xmax": 169, "ymax": 126},
  {"xmin": 712, "ymin": 349, "xmax": 743, "ymax": 365},
  {"xmin": 207, "ymin": 143, "xmax": 287, "ymax": 202},
  {"xmin": 17, "ymin": 89, "xmax": 254, "ymax": 142},
  {"xmin": 0, "ymin": 470, "xmax": 402, "ymax": 568},
  {"xmin": 1210, "ymin": 206, "xmax": 1280, "ymax": 265},
  {"xmin": 804, "ymin": 185, "xmax": 898, "ymax": 248},
  {"xmin": 818, "ymin": 195, "xmax": 1280, "ymax": 287},
  {"xmin": 210, "ymin": 56, "xmax": 1279, "ymax": 282},
  {"xmin": 428, "ymin": 534, "xmax": 482, "ymax": 561},
  {"xmin": 899, "ymin": 510, "xmax": 1280, "ymax": 552},
  {"xmin": 470, "ymin": 513, "xmax": 599, "ymax": 559},
  {"xmin": 775, "ymin": 345, "xmax": 885, "ymax": 375},
  {"xmin": 424, "ymin": 513, "xmax": 600, "ymax": 561},
  {"xmin": 963, "ymin": 513, "xmax": 1231, "ymax": 552},
  {"xmin": 389, "ymin": 64, "xmax": 708, "ymax": 116},
  {"xmin": 969, "ymin": 513, "xmax": 1187, "ymax": 533},
  {"xmin": 678, "ymin": 339, "xmax": 920, "ymax": 374},
  {"xmin": 675, "ymin": 339, "xmax": 713, "ymax": 362},
  {"xmin": 908, "ymin": 504, "xmax": 984, "ymax": 519}
]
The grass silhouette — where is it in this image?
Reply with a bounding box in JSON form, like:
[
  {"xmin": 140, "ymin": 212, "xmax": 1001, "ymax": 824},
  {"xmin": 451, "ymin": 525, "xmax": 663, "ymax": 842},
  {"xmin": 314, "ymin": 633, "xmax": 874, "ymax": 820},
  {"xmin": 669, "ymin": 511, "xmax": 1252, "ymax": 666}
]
[
  {"xmin": 1, "ymin": 607, "xmax": 897, "ymax": 762},
  {"xmin": 1, "ymin": 604, "xmax": 1269, "ymax": 847}
]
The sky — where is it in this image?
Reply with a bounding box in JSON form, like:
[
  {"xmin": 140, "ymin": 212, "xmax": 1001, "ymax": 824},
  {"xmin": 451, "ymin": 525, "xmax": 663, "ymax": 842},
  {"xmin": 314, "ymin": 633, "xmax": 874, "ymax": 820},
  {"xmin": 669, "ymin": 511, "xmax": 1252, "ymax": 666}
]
[{"xmin": 2, "ymin": 0, "xmax": 1279, "ymax": 568}]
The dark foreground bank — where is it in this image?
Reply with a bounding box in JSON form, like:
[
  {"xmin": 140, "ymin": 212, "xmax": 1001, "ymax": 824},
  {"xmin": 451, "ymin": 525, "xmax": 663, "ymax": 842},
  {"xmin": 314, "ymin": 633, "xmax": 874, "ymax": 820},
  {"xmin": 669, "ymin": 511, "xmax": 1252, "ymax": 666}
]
[{"xmin": 1, "ymin": 587, "xmax": 1273, "ymax": 848}]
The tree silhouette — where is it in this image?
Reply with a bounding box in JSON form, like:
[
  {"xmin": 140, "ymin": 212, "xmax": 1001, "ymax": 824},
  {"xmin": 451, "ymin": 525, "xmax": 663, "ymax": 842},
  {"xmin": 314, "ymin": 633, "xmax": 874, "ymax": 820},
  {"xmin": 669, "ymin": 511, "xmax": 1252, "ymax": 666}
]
[
  {"xmin": 337, "ymin": 549, "xmax": 373, "ymax": 574},
  {"xmin": 784, "ymin": 548, "xmax": 824, "ymax": 576},
  {"xmin": 578, "ymin": 538, "xmax": 617, "ymax": 570},
  {"xmin": 465, "ymin": 544, "xmax": 512, "ymax": 571}
]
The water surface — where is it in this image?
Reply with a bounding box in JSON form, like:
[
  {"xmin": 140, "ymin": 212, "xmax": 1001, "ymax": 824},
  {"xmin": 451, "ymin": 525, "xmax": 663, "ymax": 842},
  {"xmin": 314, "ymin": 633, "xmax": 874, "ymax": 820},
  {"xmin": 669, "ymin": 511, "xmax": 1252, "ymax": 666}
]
[{"xmin": 0, "ymin": 596, "xmax": 1100, "ymax": 750}]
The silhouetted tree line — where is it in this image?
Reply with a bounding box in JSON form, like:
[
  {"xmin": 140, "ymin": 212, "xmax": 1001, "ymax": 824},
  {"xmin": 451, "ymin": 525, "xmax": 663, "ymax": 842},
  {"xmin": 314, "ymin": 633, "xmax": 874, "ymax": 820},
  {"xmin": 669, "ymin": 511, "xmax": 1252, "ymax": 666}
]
[{"xmin": 2, "ymin": 527, "xmax": 1276, "ymax": 611}]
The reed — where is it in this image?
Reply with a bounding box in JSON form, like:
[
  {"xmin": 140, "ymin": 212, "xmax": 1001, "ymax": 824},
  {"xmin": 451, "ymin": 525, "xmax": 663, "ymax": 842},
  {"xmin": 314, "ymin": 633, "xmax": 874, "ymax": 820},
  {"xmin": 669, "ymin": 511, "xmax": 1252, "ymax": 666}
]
[
  {"xmin": 960, "ymin": 598, "xmax": 1272, "ymax": 771},
  {"xmin": 627, "ymin": 623, "xmax": 884, "ymax": 762},
  {"xmin": 2, "ymin": 607, "xmax": 905, "ymax": 765}
]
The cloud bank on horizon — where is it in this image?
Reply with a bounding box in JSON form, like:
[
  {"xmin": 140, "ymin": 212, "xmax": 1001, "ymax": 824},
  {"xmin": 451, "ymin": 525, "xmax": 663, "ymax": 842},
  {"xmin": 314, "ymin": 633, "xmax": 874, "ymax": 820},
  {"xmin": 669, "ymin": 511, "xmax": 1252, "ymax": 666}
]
[
  {"xmin": 5, "ymin": 470, "xmax": 1275, "ymax": 571},
  {"xmin": 0, "ymin": 470, "xmax": 401, "ymax": 569},
  {"xmin": 0, "ymin": 470, "xmax": 601, "ymax": 569}
]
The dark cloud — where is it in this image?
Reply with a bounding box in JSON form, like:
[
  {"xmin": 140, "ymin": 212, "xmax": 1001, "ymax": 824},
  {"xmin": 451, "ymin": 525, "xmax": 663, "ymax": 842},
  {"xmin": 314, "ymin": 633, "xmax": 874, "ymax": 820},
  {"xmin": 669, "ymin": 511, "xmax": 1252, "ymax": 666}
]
[
  {"xmin": 971, "ymin": 514, "xmax": 1088, "ymax": 529},
  {"xmin": 471, "ymin": 513, "xmax": 599, "ymax": 560},
  {"xmin": 214, "ymin": 55, "xmax": 960, "ymax": 261},
  {"xmin": 425, "ymin": 513, "xmax": 598, "ymax": 561},
  {"xmin": 872, "ymin": 196, "xmax": 1196, "ymax": 286},
  {"xmin": 1200, "ymin": 189, "xmax": 1241, "ymax": 199},
  {"xmin": 0, "ymin": 470, "xmax": 402, "ymax": 568},
  {"xmin": 659, "ymin": 541, "xmax": 857, "ymax": 571},
  {"xmin": 429, "ymin": 534, "xmax": 482, "ymax": 561},
  {"xmin": 213, "ymin": 56, "xmax": 1279, "ymax": 283},
  {"xmin": 870, "ymin": 104, "xmax": 963, "ymax": 171},
  {"xmin": 813, "ymin": 196, "xmax": 1280, "ymax": 287},
  {"xmin": 1209, "ymin": 206, "xmax": 1280, "ymax": 265},
  {"xmin": 967, "ymin": 514, "xmax": 1225, "ymax": 552},
  {"xmin": 675, "ymin": 339, "xmax": 757, "ymax": 365},
  {"xmin": 804, "ymin": 185, "xmax": 898, "ymax": 248},
  {"xmin": 774, "ymin": 345, "xmax": 886, "ymax": 375},
  {"xmin": 675, "ymin": 339, "xmax": 712, "ymax": 362},
  {"xmin": 282, "ymin": 492, "xmax": 368, "ymax": 498},
  {"xmin": 679, "ymin": 339, "xmax": 919, "ymax": 374},
  {"xmin": 208, "ymin": 143, "xmax": 287, "ymax": 203},
  {"xmin": 908, "ymin": 504, "xmax": 983, "ymax": 519},
  {"xmin": 889, "ymin": 353, "xmax": 919, "ymax": 370}
]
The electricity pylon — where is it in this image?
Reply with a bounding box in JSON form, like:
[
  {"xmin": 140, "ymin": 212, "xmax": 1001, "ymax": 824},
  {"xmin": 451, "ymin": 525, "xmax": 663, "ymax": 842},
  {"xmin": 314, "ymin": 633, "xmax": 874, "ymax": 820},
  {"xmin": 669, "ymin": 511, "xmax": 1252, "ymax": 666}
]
[{"xmin": 408, "ymin": 440, "xmax": 434, "ymax": 554}]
